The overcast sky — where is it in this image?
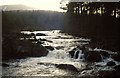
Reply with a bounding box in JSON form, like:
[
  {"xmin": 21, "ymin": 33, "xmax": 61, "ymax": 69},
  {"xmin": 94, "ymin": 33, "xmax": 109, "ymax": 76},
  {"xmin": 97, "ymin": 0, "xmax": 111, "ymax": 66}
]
[
  {"xmin": 0, "ymin": 0, "xmax": 119, "ymax": 11},
  {"xmin": 0, "ymin": 0, "xmax": 64, "ymax": 12}
]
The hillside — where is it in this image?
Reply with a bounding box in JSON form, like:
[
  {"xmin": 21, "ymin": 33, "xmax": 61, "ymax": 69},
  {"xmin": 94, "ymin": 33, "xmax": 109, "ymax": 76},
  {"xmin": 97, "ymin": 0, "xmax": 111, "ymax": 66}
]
[{"xmin": 1, "ymin": 4, "xmax": 35, "ymax": 11}]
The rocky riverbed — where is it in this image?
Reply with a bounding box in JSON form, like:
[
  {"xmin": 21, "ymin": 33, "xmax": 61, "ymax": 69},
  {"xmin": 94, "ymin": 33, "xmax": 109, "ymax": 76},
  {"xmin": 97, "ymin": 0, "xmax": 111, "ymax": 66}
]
[{"xmin": 2, "ymin": 30, "xmax": 120, "ymax": 77}]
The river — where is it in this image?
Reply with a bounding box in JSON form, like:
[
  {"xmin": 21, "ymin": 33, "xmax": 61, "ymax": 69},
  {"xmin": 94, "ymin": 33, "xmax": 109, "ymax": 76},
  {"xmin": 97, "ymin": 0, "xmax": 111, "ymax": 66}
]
[{"xmin": 2, "ymin": 30, "xmax": 120, "ymax": 77}]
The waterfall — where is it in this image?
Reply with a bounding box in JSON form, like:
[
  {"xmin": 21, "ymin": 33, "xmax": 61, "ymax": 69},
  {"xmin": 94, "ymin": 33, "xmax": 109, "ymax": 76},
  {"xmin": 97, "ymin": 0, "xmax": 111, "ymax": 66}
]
[
  {"xmin": 78, "ymin": 50, "xmax": 85, "ymax": 61},
  {"xmin": 73, "ymin": 49, "xmax": 85, "ymax": 61},
  {"xmin": 73, "ymin": 50, "xmax": 78, "ymax": 59}
]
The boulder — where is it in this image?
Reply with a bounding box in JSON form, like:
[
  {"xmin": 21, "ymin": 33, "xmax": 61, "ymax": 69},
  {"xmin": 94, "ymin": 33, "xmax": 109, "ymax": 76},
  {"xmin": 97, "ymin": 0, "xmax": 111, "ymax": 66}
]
[
  {"xmin": 45, "ymin": 46, "xmax": 54, "ymax": 51},
  {"xmin": 16, "ymin": 40, "xmax": 49, "ymax": 57},
  {"xmin": 69, "ymin": 48, "xmax": 77, "ymax": 58},
  {"xmin": 100, "ymin": 51, "xmax": 110, "ymax": 58},
  {"xmin": 55, "ymin": 46, "xmax": 64, "ymax": 50},
  {"xmin": 2, "ymin": 37, "xmax": 49, "ymax": 60},
  {"xmin": 31, "ymin": 43, "xmax": 49, "ymax": 57},
  {"xmin": 86, "ymin": 51, "xmax": 102, "ymax": 62},
  {"xmin": 30, "ymin": 33, "xmax": 35, "ymax": 36},
  {"xmin": 55, "ymin": 64, "xmax": 79, "ymax": 72},
  {"xmin": 98, "ymin": 70, "xmax": 120, "ymax": 78},
  {"xmin": 114, "ymin": 65, "xmax": 120, "ymax": 72},
  {"xmin": 111, "ymin": 54, "xmax": 120, "ymax": 61},
  {"xmin": 107, "ymin": 61, "xmax": 116, "ymax": 66},
  {"xmin": 36, "ymin": 33, "xmax": 46, "ymax": 36},
  {"xmin": 2, "ymin": 63, "xmax": 9, "ymax": 67}
]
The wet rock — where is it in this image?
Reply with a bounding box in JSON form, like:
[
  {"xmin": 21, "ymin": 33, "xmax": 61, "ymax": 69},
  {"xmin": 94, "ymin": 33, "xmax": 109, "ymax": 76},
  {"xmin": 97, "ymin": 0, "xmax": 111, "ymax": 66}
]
[
  {"xmin": 55, "ymin": 46, "xmax": 64, "ymax": 50},
  {"xmin": 2, "ymin": 63, "xmax": 9, "ymax": 67},
  {"xmin": 100, "ymin": 51, "xmax": 110, "ymax": 58},
  {"xmin": 39, "ymin": 38, "xmax": 52, "ymax": 43},
  {"xmin": 37, "ymin": 62, "xmax": 53, "ymax": 66},
  {"xmin": 19, "ymin": 33, "xmax": 31, "ymax": 39},
  {"xmin": 2, "ymin": 37, "xmax": 49, "ymax": 60},
  {"xmin": 31, "ymin": 43, "xmax": 49, "ymax": 57},
  {"xmin": 81, "ymin": 67, "xmax": 92, "ymax": 71},
  {"xmin": 20, "ymin": 40, "xmax": 49, "ymax": 57},
  {"xmin": 36, "ymin": 33, "xmax": 46, "ymax": 36},
  {"xmin": 86, "ymin": 51, "xmax": 102, "ymax": 62},
  {"xmin": 55, "ymin": 64, "xmax": 79, "ymax": 72},
  {"xmin": 111, "ymin": 54, "xmax": 120, "ymax": 61},
  {"xmin": 114, "ymin": 65, "xmax": 120, "ymax": 72},
  {"xmin": 98, "ymin": 71, "xmax": 120, "ymax": 78},
  {"xmin": 69, "ymin": 48, "xmax": 77, "ymax": 58},
  {"xmin": 47, "ymin": 40, "xmax": 53, "ymax": 43},
  {"xmin": 30, "ymin": 33, "xmax": 35, "ymax": 36},
  {"xmin": 45, "ymin": 46, "xmax": 54, "ymax": 51},
  {"xmin": 107, "ymin": 61, "xmax": 116, "ymax": 66},
  {"xmin": 69, "ymin": 51, "xmax": 75, "ymax": 58},
  {"xmin": 39, "ymin": 38, "xmax": 47, "ymax": 41}
]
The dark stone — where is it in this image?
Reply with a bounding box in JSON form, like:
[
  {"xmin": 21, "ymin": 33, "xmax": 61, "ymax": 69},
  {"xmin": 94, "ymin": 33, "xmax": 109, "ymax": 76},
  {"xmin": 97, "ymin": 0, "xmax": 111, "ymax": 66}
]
[
  {"xmin": 45, "ymin": 46, "xmax": 54, "ymax": 51},
  {"xmin": 47, "ymin": 40, "xmax": 53, "ymax": 43},
  {"xmin": 98, "ymin": 70, "xmax": 120, "ymax": 78},
  {"xmin": 86, "ymin": 51, "xmax": 102, "ymax": 62},
  {"xmin": 107, "ymin": 61, "xmax": 116, "ymax": 66},
  {"xmin": 2, "ymin": 63, "xmax": 9, "ymax": 67},
  {"xmin": 2, "ymin": 37, "xmax": 49, "ymax": 60},
  {"xmin": 111, "ymin": 54, "xmax": 120, "ymax": 61},
  {"xmin": 55, "ymin": 64, "xmax": 79, "ymax": 72},
  {"xmin": 69, "ymin": 48, "xmax": 77, "ymax": 58},
  {"xmin": 69, "ymin": 51, "xmax": 75, "ymax": 58},
  {"xmin": 19, "ymin": 33, "xmax": 31, "ymax": 39},
  {"xmin": 31, "ymin": 43, "xmax": 49, "ymax": 57},
  {"xmin": 36, "ymin": 33, "xmax": 46, "ymax": 36},
  {"xmin": 30, "ymin": 33, "xmax": 35, "ymax": 36},
  {"xmin": 39, "ymin": 38, "xmax": 53, "ymax": 43},
  {"xmin": 114, "ymin": 65, "xmax": 120, "ymax": 72},
  {"xmin": 100, "ymin": 51, "xmax": 110, "ymax": 58},
  {"xmin": 55, "ymin": 46, "xmax": 64, "ymax": 50},
  {"xmin": 39, "ymin": 38, "xmax": 47, "ymax": 41}
]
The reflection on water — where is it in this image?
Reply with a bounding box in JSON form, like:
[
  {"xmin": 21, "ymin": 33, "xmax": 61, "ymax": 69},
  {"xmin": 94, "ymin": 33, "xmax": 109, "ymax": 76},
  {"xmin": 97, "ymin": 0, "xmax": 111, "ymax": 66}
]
[{"xmin": 2, "ymin": 30, "xmax": 120, "ymax": 76}]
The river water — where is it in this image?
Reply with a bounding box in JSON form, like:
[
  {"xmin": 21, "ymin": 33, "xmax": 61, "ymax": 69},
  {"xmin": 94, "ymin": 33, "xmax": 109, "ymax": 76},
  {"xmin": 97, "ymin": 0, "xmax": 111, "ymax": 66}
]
[{"xmin": 2, "ymin": 30, "xmax": 120, "ymax": 77}]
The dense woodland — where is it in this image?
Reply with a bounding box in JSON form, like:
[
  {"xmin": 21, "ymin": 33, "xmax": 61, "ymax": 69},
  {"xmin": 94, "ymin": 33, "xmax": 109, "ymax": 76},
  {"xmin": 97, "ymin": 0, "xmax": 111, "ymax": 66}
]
[
  {"xmin": 62, "ymin": 2, "xmax": 120, "ymax": 18},
  {"xmin": 2, "ymin": 2, "xmax": 120, "ymax": 51},
  {"xmin": 2, "ymin": 10, "xmax": 65, "ymax": 33}
]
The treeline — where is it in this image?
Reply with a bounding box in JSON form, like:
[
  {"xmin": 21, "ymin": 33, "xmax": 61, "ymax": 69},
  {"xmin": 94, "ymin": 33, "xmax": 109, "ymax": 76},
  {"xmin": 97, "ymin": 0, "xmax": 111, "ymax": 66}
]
[
  {"xmin": 61, "ymin": 2, "xmax": 120, "ymax": 18},
  {"xmin": 64, "ymin": 13, "xmax": 120, "ymax": 51},
  {"xmin": 2, "ymin": 10, "xmax": 65, "ymax": 34}
]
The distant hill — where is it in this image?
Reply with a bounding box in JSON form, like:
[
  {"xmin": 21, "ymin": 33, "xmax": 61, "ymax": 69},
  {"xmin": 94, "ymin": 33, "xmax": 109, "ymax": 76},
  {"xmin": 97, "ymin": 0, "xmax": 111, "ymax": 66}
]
[{"xmin": 1, "ymin": 4, "xmax": 35, "ymax": 11}]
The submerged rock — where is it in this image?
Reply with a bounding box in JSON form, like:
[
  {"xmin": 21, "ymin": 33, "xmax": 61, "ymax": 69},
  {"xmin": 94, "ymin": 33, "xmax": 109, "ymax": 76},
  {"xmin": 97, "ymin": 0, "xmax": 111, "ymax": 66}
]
[
  {"xmin": 111, "ymin": 54, "xmax": 120, "ymax": 61},
  {"xmin": 100, "ymin": 51, "xmax": 110, "ymax": 58},
  {"xmin": 55, "ymin": 64, "xmax": 79, "ymax": 72},
  {"xmin": 107, "ymin": 61, "xmax": 116, "ymax": 66},
  {"xmin": 36, "ymin": 33, "xmax": 46, "ymax": 36},
  {"xmin": 45, "ymin": 46, "xmax": 54, "ymax": 51},
  {"xmin": 86, "ymin": 51, "xmax": 102, "ymax": 62}
]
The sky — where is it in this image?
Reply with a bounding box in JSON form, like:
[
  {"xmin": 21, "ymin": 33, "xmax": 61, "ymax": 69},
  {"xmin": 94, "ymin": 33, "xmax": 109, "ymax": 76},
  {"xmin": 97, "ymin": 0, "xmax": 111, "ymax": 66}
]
[{"xmin": 0, "ymin": 0, "xmax": 66, "ymax": 12}]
